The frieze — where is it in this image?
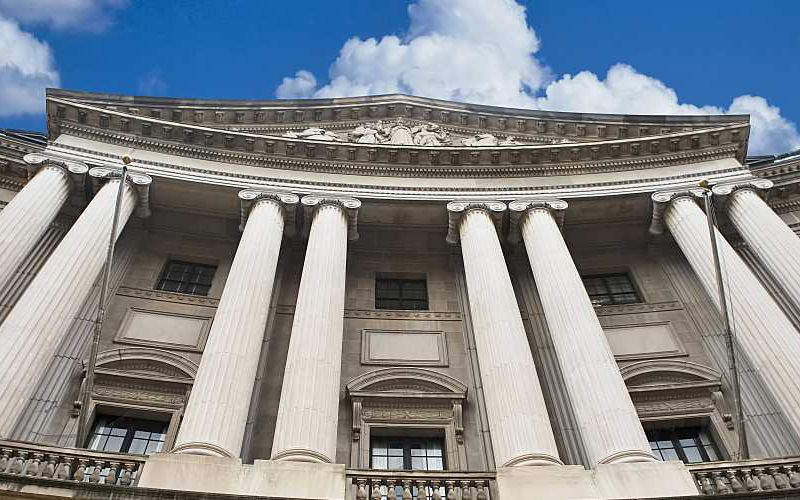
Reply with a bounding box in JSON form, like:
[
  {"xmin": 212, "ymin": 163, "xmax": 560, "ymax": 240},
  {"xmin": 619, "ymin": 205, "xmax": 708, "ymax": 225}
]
[
  {"xmin": 361, "ymin": 406, "xmax": 453, "ymax": 421},
  {"xmin": 50, "ymin": 96, "xmax": 748, "ymax": 173},
  {"xmin": 58, "ymin": 120, "xmax": 742, "ymax": 180},
  {"xmin": 92, "ymin": 385, "xmax": 185, "ymax": 407},
  {"xmin": 594, "ymin": 300, "xmax": 683, "ymax": 316},
  {"xmin": 49, "ymin": 139, "xmax": 748, "ymax": 201},
  {"xmin": 116, "ymin": 285, "xmax": 220, "ymax": 307},
  {"xmin": 633, "ymin": 397, "xmax": 715, "ymax": 418},
  {"xmin": 274, "ymin": 305, "xmax": 462, "ymax": 320}
]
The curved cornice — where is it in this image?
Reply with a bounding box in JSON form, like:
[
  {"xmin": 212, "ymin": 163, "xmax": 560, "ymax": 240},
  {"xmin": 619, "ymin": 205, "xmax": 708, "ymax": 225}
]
[{"xmin": 47, "ymin": 93, "xmax": 750, "ymax": 172}]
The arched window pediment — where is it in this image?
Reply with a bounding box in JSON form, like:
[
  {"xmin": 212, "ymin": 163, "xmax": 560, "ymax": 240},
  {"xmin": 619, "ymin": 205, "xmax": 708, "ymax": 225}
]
[{"xmin": 346, "ymin": 367, "xmax": 467, "ymax": 400}]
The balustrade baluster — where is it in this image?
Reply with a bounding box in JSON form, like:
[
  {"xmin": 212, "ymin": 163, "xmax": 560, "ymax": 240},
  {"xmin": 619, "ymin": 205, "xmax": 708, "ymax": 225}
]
[
  {"xmin": 757, "ymin": 467, "xmax": 776, "ymax": 490},
  {"xmin": 698, "ymin": 473, "xmax": 714, "ymax": 495},
  {"xmin": 727, "ymin": 470, "xmax": 745, "ymax": 492},
  {"xmin": 371, "ymin": 479, "xmax": 382, "ymax": 500},
  {"xmin": 475, "ymin": 480, "xmax": 487, "ymax": 500},
  {"xmin": 743, "ymin": 469, "xmax": 759, "ymax": 491},
  {"xmin": 401, "ymin": 480, "xmax": 412, "ymax": 500},
  {"xmin": 106, "ymin": 462, "xmax": 120, "ymax": 485},
  {"xmin": 445, "ymin": 480, "xmax": 456, "ymax": 500},
  {"xmin": 789, "ymin": 466, "xmax": 800, "ymax": 488},
  {"xmin": 73, "ymin": 459, "xmax": 87, "ymax": 482},
  {"xmin": 431, "ymin": 480, "xmax": 442, "ymax": 500},
  {"xmin": 119, "ymin": 463, "xmax": 134, "ymax": 486},
  {"xmin": 712, "ymin": 471, "xmax": 730, "ymax": 494},
  {"xmin": 355, "ymin": 477, "xmax": 367, "ymax": 500},
  {"xmin": 40, "ymin": 454, "xmax": 55, "ymax": 478}
]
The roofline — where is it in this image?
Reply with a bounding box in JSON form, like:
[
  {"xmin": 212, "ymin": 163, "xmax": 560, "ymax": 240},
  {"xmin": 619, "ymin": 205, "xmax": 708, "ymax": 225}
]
[{"xmin": 46, "ymin": 88, "xmax": 749, "ymax": 126}]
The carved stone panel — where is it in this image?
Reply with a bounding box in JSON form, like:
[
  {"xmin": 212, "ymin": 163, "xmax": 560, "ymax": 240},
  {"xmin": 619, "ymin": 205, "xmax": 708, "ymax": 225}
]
[{"xmin": 361, "ymin": 329, "xmax": 448, "ymax": 366}]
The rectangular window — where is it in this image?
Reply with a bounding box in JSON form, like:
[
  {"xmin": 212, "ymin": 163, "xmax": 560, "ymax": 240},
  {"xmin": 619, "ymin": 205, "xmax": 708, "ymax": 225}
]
[
  {"xmin": 87, "ymin": 415, "xmax": 167, "ymax": 455},
  {"xmin": 646, "ymin": 427, "xmax": 720, "ymax": 464},
  {"xmin": 370, "ymin": 436, "xmax": 445, "ymax": 471},
  {"xmin": 375, "ymin": 278, "xmax": 428, "ymax": 310},
  {"xmin": 156, "ymin": 260, "xmax": 216, "ymax": 296},
  {"xmin": 581, "ymin": 273, "xmax": 641, "ymax": 306}
]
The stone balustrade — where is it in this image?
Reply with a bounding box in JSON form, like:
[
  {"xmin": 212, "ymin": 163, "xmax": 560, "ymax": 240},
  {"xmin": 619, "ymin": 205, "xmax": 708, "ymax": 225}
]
[
  {"xmin": 688, "ymin": 457, "xmax": 800, "ymax": 495},
  {"xmin": 0, "ymin": 439, "xmax": 144, "ymax": 487},
  {"xmin": 348, "ymin": 469, "xmax": 495, "ymax": 500}
]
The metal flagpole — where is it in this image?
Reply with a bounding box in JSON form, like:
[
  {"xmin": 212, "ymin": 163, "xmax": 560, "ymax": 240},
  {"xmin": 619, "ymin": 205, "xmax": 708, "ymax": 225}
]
[
  {"xmin": 75, "ymin": 156, "xmax": 131, "ymax": 448},
  {"xmin": 696, "ymin": 179, "xmax": 749, "ymax": 459}
]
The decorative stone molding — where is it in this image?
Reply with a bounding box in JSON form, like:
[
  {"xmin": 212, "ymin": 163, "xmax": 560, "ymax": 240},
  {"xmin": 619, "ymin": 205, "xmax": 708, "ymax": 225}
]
[
  {"xmin": 300, "ymin": 194, "xmax": 361, "ymax": 240},
  {"xmin": 649, "ymin": 187, "xmax": 704, "ymax": 235},
  {"xmin": 116, "ymin": 285, "xmax": 220, "ymax": 307},
  {"xmin": 88, "ymin": 167, "xmax": 152, "ymax": 218},
  {"xmin": 346, "ymin": 367, "xmax": 468, "ymax": 469},
  {"xmin": 507, "ymin": 198, "xmax": 568, "ymax": 243},
  {"xmin": 23, "ymin": 152, "xmax": 88, "ymax": 194},
  {"xmin": 445, "ymin": 200, "xmax": 505, "ymax": 244},
  {"xmin": 711, "ymin": 178, "xmax": 773, "ymax": 200},
  {"xmin": 238, "ymin": 189, "xmax": 299, "ymax": 233},
  {"xmin": 94, "ymin": 347, "xmax": 198, "ymax": 379}
]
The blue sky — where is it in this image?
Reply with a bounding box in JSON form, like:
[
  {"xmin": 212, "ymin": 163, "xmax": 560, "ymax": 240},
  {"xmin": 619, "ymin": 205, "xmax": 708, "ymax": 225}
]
[{"xmin": 1, "ymin": 0, "xmax": 798, "ymax": 154}]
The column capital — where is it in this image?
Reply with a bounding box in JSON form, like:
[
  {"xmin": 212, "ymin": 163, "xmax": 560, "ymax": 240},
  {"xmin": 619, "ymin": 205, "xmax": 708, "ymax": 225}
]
[
  {"xmin": 507, "ymin": 198, "xmax": 568, "ymax": 244},
  {"xmin": 89, "ymin": 167, "xmax": 153, "ymax": 218},
  {"xmin": 649, "ymin": 188, "xmax": 705, "ymax": 235},
  {"xmin": 711, "ymin": 178, "xmax": 773, "ymax": 198},
  {"xmin": 445, "ymin": 200, "xmax": 505, "ymax": 244},
  {"xmin": 238, "ymin": 189, "xmax": 299, "ymax": 234},
  {"xmin": 300, "ymin": 194, "xmax": 361, "ymax": 240},
  {"xmin": 23, "ymin": 153, "xmax": 88, "ymax": 192}
]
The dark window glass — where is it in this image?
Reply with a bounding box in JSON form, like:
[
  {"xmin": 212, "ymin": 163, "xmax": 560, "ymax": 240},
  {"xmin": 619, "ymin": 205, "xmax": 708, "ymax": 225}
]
[
  {"xmin": 370, "ymin": 437, "xmax": 445, "ymax": 499},
  {"xmin": 581, "ymin": 273, "xmax": 641, "ymax": 306},
  {"xmin": 646, "ymin": 427, "xmax": 720, "ymax": 464},
  {"xmin": 87, "ymin": 415, "xmax": 167, "ymax": 455},
  {"xmin": 156, "ymin": 260, "xmax": 216, "ymax": 296},
  {"xmin": 375, "ymin": 279, "xmax": 428, "ymax": 310}
]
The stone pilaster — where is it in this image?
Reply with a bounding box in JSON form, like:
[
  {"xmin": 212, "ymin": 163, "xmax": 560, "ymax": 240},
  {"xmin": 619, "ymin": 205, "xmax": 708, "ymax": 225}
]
[
  {"xmin": 173, "ymin": 190, "xmax": 298, "ymax": 458},
  {"xmin": 510, "ymin": 199, "xmax": 656, "ymax": 466},
  {"xmin": 713, "ymin": 179, "xmax": 800, "ymax": 311},
  {"xmin": 0, "ymin": 168, "xmax": 151, "ymax": 437},
  {"xmin": 447, "ymin": 201, "xmax": 561, "ymax": 467},
  {"xmin": 652, "ymin": 190, "xmax": 800, "ymax": 437},
  {"xmin": 270, "ymin": 195, "xmax": 360, "ymax": 463},
  {"xmin": 0, "ymin": 154, "xmax": 87, "ymax": 292}
]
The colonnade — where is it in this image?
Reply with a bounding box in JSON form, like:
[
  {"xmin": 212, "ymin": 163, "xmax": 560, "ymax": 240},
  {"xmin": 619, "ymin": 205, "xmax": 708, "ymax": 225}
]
[{"xmin": 2, "ymin": 156, "xmax": 800, "ymax": 470}]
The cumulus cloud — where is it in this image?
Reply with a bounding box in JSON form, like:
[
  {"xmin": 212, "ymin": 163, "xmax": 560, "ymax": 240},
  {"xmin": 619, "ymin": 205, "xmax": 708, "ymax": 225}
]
[
  {"xmin": 276, "ymin": 0, "xmax": 799, "ymax": 155},
  {"xmin": 0, "ymin": 15, "xmax": 59, "ymax": 117},
  {"xmin": 0, "ymin": 0, "xmax": 127, "ymax": 32}
]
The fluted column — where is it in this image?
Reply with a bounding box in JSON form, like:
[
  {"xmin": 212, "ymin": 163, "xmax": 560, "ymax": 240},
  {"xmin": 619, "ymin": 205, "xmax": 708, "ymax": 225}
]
[
  {"xmin": 271, "ymin": 195, "xmax": 360, "ymax": 463},
  {"xmin": 173, "ymin": 190, "xmax": 298, "ymax": 458},
  {"xmin": 652, "ymin": 190, "xmax": 800, "ymax": 437},
  {"xmin": 713, "ymin": 179, "xmax": 800, "ymax": 311},
  {"xmin": 510, "ymin": 199, "xmax": 656, "ymax": 466},
  {"xmin": 0, "ymin": 154, "xmax": 87, "ymax": 292},
  {"xmin": 0, "ymin": 167, "xmax": 151, "ymax": 437},
  {"xmin": 446, "ymin": 201, "xmax": 561, "ymax": 467}
]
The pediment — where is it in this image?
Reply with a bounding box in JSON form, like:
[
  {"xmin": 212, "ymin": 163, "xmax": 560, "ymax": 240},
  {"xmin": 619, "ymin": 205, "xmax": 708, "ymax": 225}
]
[
  {"xmin": 621, "ymin": 360, "xmax": 721, "ymax": 389},
  {"xmin": 94, "ymin": 347, "xmax": 197, "ymax": 381},
  {"xmin": 347, "ymin": 367, "xmax": 467, "ymax": 399}
]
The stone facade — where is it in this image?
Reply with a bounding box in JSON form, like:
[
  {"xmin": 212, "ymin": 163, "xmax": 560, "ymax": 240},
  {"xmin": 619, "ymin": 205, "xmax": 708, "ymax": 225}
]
[{"xmin": 0, "ymin": 93, "xmax": 799, "ymax": 499}]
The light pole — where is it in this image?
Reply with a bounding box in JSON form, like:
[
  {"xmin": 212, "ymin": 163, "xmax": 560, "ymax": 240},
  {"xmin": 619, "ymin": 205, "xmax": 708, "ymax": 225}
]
[
  {"xmin": 75, "ymin": 156, "xmax": 131, "ymax": 448},
  {"xmin": 694, "ymin": 179, "xmax": 748, "ymax": 460}
]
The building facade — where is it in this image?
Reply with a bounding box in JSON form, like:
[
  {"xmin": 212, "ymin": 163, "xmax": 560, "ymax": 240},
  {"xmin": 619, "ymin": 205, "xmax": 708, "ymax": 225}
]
[{"xmin": 1, "ymin": 90, "xmax": 800, "ymax": 499}]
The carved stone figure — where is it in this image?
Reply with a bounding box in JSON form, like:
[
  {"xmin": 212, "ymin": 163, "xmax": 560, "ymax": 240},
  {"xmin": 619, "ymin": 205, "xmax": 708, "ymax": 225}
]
[
  {"xmin": 282, "ymin": 127, "xmax": 343, "ymax": 142},
  {"xmin": 461, "ymin": 133, "xmax": 519, "ymax": 146},
  {"xmin": 412, "ymin": 123, "xmax": 450, "ymax": 147},
  {"xmin": 350, "ymin": 122, "xmax": 386, "ymax": 144}
]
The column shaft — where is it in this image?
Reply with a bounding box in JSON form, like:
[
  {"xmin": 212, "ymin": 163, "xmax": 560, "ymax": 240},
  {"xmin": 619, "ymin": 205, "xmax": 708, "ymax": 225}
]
[
  {"xmin": 0, "ymin": 178, "xmax": 137, "ymax": 437},
  {"xmin": 457, "ymin": 207, "xmax": 561, "ymax": 467},
  {"xmin": 0, "ymin": 167, "xmax": 72, "ymax": 292},
  {"xmin": 666, "ymin": 196, "xmax": 800, "ymax": 436},
  {"xmin": 271, "ymin": 203, "xmax": 349, "ymax": 463},
  {"xmin": 173, "ymin": 199, "xmax": 287, "ymax": 457},
  {"xmin": 727, "ymin": 188, "xmax": 800, "ymax": 311},
  {"xmin": 520, "ymin": 206, "xmax": 654, "ymax": 466}
]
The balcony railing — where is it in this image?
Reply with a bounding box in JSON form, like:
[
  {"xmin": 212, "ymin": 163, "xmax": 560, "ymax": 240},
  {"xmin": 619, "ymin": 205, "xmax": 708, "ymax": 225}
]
[
  {"xmin": 0, "ymin": 438, "xmax": 145, "ymax": 487},
  {"xmin": 688, "ymin": 456, "xmax": 800, "ymax": 495},
  {"xmin": 346, "ymin": 469, "xmax": 495, "ymax": 500}
]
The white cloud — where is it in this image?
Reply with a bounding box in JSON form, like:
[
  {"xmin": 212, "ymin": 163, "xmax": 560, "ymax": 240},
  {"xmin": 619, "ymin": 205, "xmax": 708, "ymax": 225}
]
[
  {"xmin": 138, "ymin": 69, "xmax": 168, "ymax": 96},
  {"xmin": 0, "ymin": 0, "xmax": 127, "ymax": 32},
  {"xmin": 0, "ymin": 15, "xmax": 59, "ymax": 117},
  {"xmin": 277, "ymin": 0, "xmax": 799, "ymax": 155}
]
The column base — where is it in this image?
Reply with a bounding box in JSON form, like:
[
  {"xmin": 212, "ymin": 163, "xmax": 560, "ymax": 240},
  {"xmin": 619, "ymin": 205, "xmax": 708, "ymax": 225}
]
[
  {"xmin": 271, "ymin": 447, "xmax": 334, "ymax": 463},
  {"xmin": 496, "ymin": 461, "xmax": 698, "ymax": 499},
  {"xmin": 597, "ymin": 448, "xmax": 659, "ymax": 464},
  {"xmin": 138, "ymin": 453, "xmax": 346, "ymax": 499},
  {"xmin": 503, "ymin": 452, "xmax": 564, "ymax": 467},
  {"xmin": 170, "ymin": 441, "xmax": 234, "ymax": 458}
]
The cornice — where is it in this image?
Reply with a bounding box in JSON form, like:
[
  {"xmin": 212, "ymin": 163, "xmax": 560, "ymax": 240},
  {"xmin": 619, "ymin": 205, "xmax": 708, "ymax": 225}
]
[
  {"xmin": 49, "ymin": 96, "xmax": 749, "ymax": 174},
  {"xmin": 58, "ymin": 120, "xmax": 742, "ymax": 180},
  {"xmin": 48, "ymin": 140, "xmax": 751, "ymax": 201}
]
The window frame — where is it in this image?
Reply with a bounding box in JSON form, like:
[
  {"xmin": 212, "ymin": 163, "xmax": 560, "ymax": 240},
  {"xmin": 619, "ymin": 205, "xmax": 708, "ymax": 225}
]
[
  {"xmin": 370, "ymin": 435, "xmax": 446, "ymax": 471},
  {"xmin": 86, "ymin": 414, "xmax": 169, "ymax": 455},
  {"xmin": 646, "ymin": 426, "xmax": 721, "ymax": 464},
  {"xmin": 581, "ymin": 272, "xmax": 642, "ymax": 306},
  {"xmin": 155, "ymin": 259, "xmax": 217, "ymax": 297},
  {"xmin": 374, "ymin": 277, "xmax": 429, "ymax": 311}
]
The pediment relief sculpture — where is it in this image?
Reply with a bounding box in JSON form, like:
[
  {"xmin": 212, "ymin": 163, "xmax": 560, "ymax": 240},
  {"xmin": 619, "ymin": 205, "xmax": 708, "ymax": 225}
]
[
  {"xmin": 461, "ymin": 133, "xmax": 519, "ymax": 147},
  {"xmin": 282, "ymin": 127, "xmax": 344, "ymax": 142}
]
